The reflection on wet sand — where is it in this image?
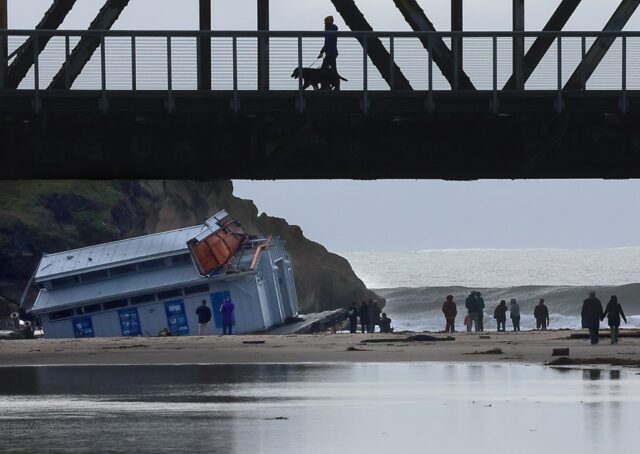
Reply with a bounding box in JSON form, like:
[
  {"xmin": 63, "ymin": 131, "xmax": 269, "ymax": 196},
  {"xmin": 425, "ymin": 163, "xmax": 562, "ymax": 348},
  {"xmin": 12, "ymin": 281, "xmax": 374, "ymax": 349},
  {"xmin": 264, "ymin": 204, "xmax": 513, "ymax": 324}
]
[{"xmin": 0, "ymin": 363, "xmax": 638, "ymax": 453}]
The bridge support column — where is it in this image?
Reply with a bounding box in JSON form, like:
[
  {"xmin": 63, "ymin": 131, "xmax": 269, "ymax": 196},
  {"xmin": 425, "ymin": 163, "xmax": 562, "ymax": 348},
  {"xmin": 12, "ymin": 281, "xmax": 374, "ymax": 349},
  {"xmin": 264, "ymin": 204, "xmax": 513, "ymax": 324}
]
[
  {"xmin": 198, "ymin": 0, "xmax": 212, "ymax": 91},
  {"xmin": 451, "ymin": 0, "xmax": 463, "ymax": 89},
  {"xmin": 258, "ymin": 0, "xmax": 269, "ymax": 91},
  {"xmin": 512, "ymin": 0, "xmax": 525, "ymax": 90},
  {"xmin": 0, "ymin": 0, "xmax": 7, "ymax": 90}
]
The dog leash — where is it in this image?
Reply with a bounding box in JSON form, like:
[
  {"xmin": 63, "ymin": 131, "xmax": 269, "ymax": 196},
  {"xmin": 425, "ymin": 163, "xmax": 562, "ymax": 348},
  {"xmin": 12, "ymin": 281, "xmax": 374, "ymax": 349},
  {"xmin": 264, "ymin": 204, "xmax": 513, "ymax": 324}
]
[{"xmin": 306, "ymin": 57, "xmax": 321, "ymax": 69}]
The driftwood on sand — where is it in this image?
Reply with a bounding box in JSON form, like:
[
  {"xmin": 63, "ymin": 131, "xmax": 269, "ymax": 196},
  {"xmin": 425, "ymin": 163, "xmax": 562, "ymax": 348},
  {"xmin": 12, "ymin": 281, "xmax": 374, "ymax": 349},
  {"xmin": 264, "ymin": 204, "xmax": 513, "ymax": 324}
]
[
  {"xmin": 361, "ymin": 334, "xmax": 455, "ymax": 344},
  {"xmin": 568, "ymin": 330, "xmax": 640, "ymax": 340}
]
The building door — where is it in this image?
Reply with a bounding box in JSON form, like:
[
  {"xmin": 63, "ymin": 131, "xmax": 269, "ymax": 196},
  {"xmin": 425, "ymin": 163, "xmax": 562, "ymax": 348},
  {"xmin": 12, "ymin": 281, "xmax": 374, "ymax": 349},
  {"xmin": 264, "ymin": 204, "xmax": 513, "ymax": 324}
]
[
  {"xmin": 275, "ymin": 260, "xmax": 292, "ymax": 318},
  {"xmin": 210, "ymin": 290, "xmax": 231, "ymax": 329},
  {"xmin": 118, "ymin": 307, "xmax": 142, "ymax": 337},
  {"xmin": 164, "ymin": 300, "xmax": 190, "ymax": 336}
]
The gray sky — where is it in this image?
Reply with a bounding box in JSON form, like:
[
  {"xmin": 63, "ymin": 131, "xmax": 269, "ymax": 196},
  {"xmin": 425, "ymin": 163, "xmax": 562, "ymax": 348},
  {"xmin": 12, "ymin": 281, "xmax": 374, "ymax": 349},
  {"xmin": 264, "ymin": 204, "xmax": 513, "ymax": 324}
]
[{"xmin": 7, "ymin": 2, "xmax": 640, "ymax": 252}]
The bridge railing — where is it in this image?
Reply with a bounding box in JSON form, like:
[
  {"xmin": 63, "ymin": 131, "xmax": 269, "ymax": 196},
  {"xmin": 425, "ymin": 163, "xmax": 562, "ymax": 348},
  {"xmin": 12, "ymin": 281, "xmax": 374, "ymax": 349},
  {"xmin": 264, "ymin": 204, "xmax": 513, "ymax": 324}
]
[{"xmin": 1, "ymin": 30, "xmax": 639, "ymax": 110}]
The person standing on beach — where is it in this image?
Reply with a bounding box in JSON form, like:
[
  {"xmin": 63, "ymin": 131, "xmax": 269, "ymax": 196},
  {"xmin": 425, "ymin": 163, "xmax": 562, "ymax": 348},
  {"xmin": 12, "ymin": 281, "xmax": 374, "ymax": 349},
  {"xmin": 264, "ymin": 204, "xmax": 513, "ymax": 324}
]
[
  {"xmin": 465, "ymin": 292, "xmax": 478, "ymax": 332},
  {"xmin": 370, "ymin": 300, "xmax": 381, "ymax": 333},
  {"xmin": 347, "ymin": 302, "xmax": 359, "ymax": 333},
  {"xmin": 534, "ymin": 299, "xmax": 550, "ymax": 330},
  {"xmin": 379, "ymin": 313, "xmax": 393, "ymax": 333},
  {"xmin": 442, "ymin": 295, "xmax": 457, "ymax": 333},
  {"xmin": 493, "ymin": 300, "xmax": 508, "ymax": 332},
  {"xmin": 476, "ymin": 292, "xmax": 485, "ymax": 331},
  {"xmin": 220, "ymin": 297, "xmax": 235, "ymax": 335},
  {"xmin": 510, "ymin": 298, "xmax": 521, "ymax": 332},
  {"xmin": 195, "ymin": 300, "xmax": 212, "ymax": 335},
  {"xmin": 603, "ymin": 295, "xmax": 627, "ymax": 345},
  {"xmin": 359, "ymin": 300, "xmax": 370, "ymax": 334},
  {"xmin": 581, "ymin": 290, "xmax": 604, "ymax": 345}
]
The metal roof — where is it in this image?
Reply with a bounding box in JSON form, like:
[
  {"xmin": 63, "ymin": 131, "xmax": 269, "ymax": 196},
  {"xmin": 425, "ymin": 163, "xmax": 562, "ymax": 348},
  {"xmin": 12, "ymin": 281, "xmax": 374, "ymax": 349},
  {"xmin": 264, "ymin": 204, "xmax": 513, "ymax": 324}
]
[{"xmin": 35, "ymin": 225, "xmax": 207, "ymax": 282}]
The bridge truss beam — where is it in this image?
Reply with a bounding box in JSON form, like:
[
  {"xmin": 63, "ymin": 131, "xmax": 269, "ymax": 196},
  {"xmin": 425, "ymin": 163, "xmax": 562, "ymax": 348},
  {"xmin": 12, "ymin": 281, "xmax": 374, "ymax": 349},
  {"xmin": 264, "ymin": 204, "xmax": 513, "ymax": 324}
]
[
  {"xmin": 392, "ymin": 0, "xmax": 475, "ymax": 90},
  {"xmin": 565, "ymin": 0, "xmax": 640, "ymax": 90},
  {"xmin": 504, "ymin": 0, "xmax": 581, "ymax": 90},
  {"xmin": 331, "ymin": 0, "xmax": 412, "ymax": 90},
  {"xmin": 48, "ymin": 0, "xmax": 130, "ymax": 90}
]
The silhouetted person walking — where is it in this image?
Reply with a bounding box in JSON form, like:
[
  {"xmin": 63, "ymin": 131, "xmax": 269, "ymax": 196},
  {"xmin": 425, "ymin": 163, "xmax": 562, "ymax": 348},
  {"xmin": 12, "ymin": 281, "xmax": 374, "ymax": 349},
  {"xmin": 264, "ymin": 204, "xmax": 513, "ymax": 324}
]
[
  {"xmin": 319, "ymin": 16, "xmax": 339, "ymax": 73},
  {"xmin": 510, "ymin": 298, "xmax": 521, "ymax": 332},
  {"xmin": 476, "ymin": 292, "xmax": 485, "ymax": 331},
  {"xmin": 494, "ymin": 300, "xmax": 508, "ymax": 332},
  {"xmin": 220, "ymin": 297, "xmax": 235, "ymax": 335},
  {"xmin": 603, "ymin": 295, "xmax": 627, "ymax": 345},
  {"xmin": 347, "ymin": 302, "xmax": 359, "ymax": 333},
  {"xmin": 582, "ymin": 290, "xmax": 604, "ymax": 345},
  {"xmin": 534, "ymin": 299, "xmax": 550, "ymax": 330},
  {"xmin": 195, "ymin": 300, "xmax": 212, "ymax": 335},
  {"xmin": 359, "ymin": 300, "xmax": 370, "ymax": 334},
  {"xmin": 465, "ymin": 291, "xmax": 478, "ymax": 332},
  {"xmin": 370, "ymin": 299, "xmax": 381, "ymax": 333},
  {"xmin": 442, "ymin": 295, "xmax": 457, "ymax": 333}
]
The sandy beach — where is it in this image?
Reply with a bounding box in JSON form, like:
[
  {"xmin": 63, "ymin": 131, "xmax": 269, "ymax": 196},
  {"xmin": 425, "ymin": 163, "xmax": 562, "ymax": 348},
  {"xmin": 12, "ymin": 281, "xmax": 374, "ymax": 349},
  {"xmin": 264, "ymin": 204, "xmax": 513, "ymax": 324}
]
[{"xmin": 1, "ymin": 330, "xmax": 639, "ymax": 366}]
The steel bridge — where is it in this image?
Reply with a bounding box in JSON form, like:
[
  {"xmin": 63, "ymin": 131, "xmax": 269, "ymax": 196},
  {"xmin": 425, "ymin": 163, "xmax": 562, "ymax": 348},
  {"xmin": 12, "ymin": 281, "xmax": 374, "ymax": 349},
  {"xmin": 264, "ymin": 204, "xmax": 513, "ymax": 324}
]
[{"xmin": 1, "ymin": 0, "xmax": 640, "ymax": 179}]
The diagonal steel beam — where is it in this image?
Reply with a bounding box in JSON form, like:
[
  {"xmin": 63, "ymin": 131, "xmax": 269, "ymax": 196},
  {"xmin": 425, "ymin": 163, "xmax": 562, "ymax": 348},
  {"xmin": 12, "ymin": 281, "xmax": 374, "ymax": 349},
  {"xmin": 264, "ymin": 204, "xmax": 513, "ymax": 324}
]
[
  {"xmin": 48, "ymin": 0, "xmax": 130, "ymax": 90},
  {"xmin": 5, "ymin": 0, "xmax": 77, "ymax": 89},
  {"xmin": 392, "ymin": 0, "xmax": 475, "ymax": 90},
  {"xmin": 565, "ymin": 0, "xmax": 639, "ymax": 90},
  {"xmin": 504, "ymin": 0, "xmax": 581, "ymax": 90},
  {"xmin": 331, "ymin": 0, "xmax": 412, "ymax": 90}
]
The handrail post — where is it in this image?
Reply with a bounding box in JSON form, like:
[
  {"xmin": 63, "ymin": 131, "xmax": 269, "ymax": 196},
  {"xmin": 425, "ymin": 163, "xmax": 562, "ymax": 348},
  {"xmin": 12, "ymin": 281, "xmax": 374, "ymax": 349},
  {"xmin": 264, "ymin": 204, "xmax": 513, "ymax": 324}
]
[
  {"xmin": 453, "ymin": 33, "xmax": 459, "ymax": 91},
  {"xmin": 492, "ymin": 35, "xmax": 498, "ymax": 115},
  {"xmin": 100, "ymin": 33, "xmax": 107, "ymax": 113},
  {"xmin": 297, "ymin": 35, "xmax": 303, "ymax": 114},
  {"xmin": 389, "ymin": 36, "xmax": 395, "ymax": 91},
  {"xmin": 0, "ymin": 31, "xmax": 6, "ymax": 90},
  {"xmin": 166, "ymin": 35, "xmax": 174, "ymax": 113},
  {"xmin": 233, "ymin": 35, "xmax": 239, "ymax": 113},
  {"xmin": 363, "ymin": 34, "xmax": 368, "ymax": 114},
  {"xmin": 556, "ymin": 34, "xmax": 563, "ymax": 114},
  {"xmin": 512, "ymin": 0, "xmax": 525, "ymax": 91},
  {"xmin": 64, "ymin": 35, "xmax": 71, "ymax": 89},
  {"xmin": 580, "ymin": 35, "xmax": 586, "ymax": 91},
  {"xmin": 33, "ymin": 32, "xmax": 40, "ymax": 113},
  {"xmin": 621, "ymin": 35, "xmax": 627, "ymax": 114},
  {"xmin": 131, "ymin": 35, "xmax": 136, "ymax": 91},
  {"xmin": 427, "ymin": 35, "xmax": 433, "ymax": 113}
]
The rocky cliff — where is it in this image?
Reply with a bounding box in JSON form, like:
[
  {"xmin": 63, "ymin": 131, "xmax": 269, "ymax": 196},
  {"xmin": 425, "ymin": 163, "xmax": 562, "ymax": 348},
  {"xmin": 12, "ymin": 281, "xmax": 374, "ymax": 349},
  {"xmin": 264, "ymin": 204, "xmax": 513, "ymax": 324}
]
[{"xmin": 0, "ymin": 180, "xmax": 381, "ymax": 313}]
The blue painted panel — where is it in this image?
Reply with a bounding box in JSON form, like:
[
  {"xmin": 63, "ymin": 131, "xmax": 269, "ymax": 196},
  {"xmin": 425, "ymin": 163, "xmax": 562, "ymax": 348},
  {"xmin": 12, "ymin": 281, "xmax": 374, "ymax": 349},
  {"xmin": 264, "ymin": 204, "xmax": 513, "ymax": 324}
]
[
  {"xmin": 210, "ymin": 290, "xmax": 231, "ymax": 328},
  {"xmin": 118, "ymin": 307, "xmax": 142, "ymax": 337},
  {"xmin": 164, "ymin": 299, "xmax": 189, "ymax": 336},
  {"xmin": 72, "ymin": 316, "xmax": 95, "ymax": 338}
]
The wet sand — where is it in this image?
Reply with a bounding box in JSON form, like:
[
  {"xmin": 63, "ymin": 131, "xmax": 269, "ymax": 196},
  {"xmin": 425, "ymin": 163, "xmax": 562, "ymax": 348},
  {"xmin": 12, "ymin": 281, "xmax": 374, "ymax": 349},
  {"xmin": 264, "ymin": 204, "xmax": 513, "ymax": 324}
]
[{"xmin": 1, "ymin": 330, "xmax": 639, "ymax": 366}]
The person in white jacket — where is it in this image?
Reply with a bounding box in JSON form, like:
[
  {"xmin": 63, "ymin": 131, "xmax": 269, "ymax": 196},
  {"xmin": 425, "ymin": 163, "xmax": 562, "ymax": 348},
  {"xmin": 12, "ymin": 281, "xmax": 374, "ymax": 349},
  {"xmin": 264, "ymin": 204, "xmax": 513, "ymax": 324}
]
[{"xmin": 510, "ymin": 298, "xmax": 521, "ymax": 332}]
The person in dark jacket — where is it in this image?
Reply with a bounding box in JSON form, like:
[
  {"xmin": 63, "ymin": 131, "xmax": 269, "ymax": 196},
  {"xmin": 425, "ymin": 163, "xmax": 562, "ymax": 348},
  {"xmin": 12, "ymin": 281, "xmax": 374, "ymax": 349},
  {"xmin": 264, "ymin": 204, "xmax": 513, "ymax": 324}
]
[
  {"xmin": 493, "ymin": 300, "xmax": 508, "ymax": 332},
  {"xmin": 358, "ymin": 300, "xmax": 370, "ymax": 334},
  {"xmin": 476, "ymin": 292, "xmax": 485, "ymax": 332},
  {"xmin": 465, "ymin": 292, "xmax": 478, "ymax": 332},
  {"xmin": 533, "ymin": 299, "xmax": 550, "ymax": 330},
  {"xmin": 581, "ymin": 290, "xmax": 604, "ymax": 344},
  {"xmin": 220, "ymin": 298, "xmax": 235, "ymax": 335},
  {"xmin": 510, "ymin": 298, "xmax": 521, "ymax": 332},
  {"xmin": 319, "ymin": 16, "xmax": 339, "ymax": 73},
  {"xmin": 369, "ymin": 299, "xmax": 381, "ymax": 333},
  {"xmin": 603, "ymin": 295, "xmax": 627, "ymax": 344},
  {"xmin": 195, "ymin": 300, "xmax": 212, "ymax": 335},
  {"xmin": 442, "ymin": 295, "xmax": 457, "ymax": 333},
  {"xmin": 379, "ymin": 313, "xmax": 392, "ymax": 333},
  {"xmin": 347, "ymin": 302, "xmax": 359, "ymax": 333}
]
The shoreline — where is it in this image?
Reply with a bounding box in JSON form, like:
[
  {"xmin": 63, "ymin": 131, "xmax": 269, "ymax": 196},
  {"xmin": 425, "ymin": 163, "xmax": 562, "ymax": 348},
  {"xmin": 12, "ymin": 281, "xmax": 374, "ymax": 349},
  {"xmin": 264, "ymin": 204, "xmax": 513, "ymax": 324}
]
[{"xmin": 1, "ymin": 330, "xmax": 639, "ymax": 367}]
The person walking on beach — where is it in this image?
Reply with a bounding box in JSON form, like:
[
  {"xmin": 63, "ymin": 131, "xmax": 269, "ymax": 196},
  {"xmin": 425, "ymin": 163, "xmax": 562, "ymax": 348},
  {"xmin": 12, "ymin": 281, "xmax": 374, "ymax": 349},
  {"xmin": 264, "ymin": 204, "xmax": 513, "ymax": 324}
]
[
  {"xmin": 347, "ymin": 302, "xmax": 359, "ymax": 333},
  {"xmin": 534, "ymin": 299, "xmax": 550, "ymax": 330},
  {"xmin": 359, "ymin": 300, "xmax": 370, "ymax": 334},
  {"xmin": 476, "ymin": 292, "xmax": 485, "ymax": 331},
  {"xmin": 442, "ymin": 295, "xmax": 457, "ymax": 333},
  {"xmin": 370, "ymin": 299, "xmax": 381, "ymax": 333},
  {"xmin": 603, "ymin": 295, "xmax": 627, "ymax": 345},
  {"xmin": 510, "ymin": 298, "xmax": 521, "ymax": 332},
  {"xmin": 494, "ymin": 300, "xmax": 508, "ymax": 332},
  {"xmin": 379, "ymin": 313, "xmax": 393, "ymax": 333},
  {"xmin": 319, "ymin": 16, "xmax": 339, "ymax": 73},
  {"xmin": 581, "ymin": 290, "xmax": 604, "ymax": 345},
  {"xmin": 465, "ymin": 291, "xmax": 478, "ymax": 332},
  {"xmin": 220, "ymin": 297, "xmax": 235, "ymax": 335},
  {"xmin": 195, "ymin": 300, "xmax": 212, "ymax": 335}
]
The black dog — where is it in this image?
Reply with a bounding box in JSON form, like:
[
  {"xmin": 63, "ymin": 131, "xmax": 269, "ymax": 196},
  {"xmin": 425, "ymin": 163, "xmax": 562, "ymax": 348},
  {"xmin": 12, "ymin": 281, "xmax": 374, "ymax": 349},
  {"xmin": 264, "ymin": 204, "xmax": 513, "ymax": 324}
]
[{"xmin": 291, "ymin": 67, "xmax": 348, "ymax": 91}]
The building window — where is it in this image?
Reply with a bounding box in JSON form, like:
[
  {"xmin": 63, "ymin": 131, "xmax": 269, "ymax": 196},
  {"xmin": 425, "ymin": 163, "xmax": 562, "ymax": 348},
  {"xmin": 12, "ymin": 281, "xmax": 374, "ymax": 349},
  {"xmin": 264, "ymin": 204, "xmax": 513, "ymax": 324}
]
[
  {"xmin": 103, "ymin": 299, "xmax": 129, "ymax": 311},
  {"xmin": 82, "ymin": 303, "xmax": 102, "ymax": 314},
  {"xmin": 171, "ymin": 254, "xmax": 192, "ymax": 266},
  {"xmin": 80, "ymin": 269, "xmax": 109, "ymax": 283},
  {"xmin": 50, "ymin": 275, "xmax": 80, "ymax": 289},
  {"xmin": 110, "ymin": 263, "xmax": 137, "ymax": 276},
  {"xmin": 130, "ymin": 293, "xmax": 156, "ymax": 305},
  {"xmin": 184, "ymin": 283, "xmax": 210, "ymax": 295},
  {"xmin": 49, "ymin": 309, "xmax": 75, "ymax": 321},
  {"xmin": 157, "ymin": 288, "xmax": 183, "ymax": 300},
  {"xmin": 138, "ymin": 258, "xmax": 167, "ymax": 271}
]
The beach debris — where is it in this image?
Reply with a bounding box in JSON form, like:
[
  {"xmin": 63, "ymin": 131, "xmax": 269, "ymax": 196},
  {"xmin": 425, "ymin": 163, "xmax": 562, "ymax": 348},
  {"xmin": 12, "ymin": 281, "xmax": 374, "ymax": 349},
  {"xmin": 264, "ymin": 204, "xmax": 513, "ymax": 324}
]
[
  {"xmin": 468, "ymin": 348, "xmax": 504, "ymax": 355},
  {"xmin": 552, "ymin": 348, "xmax": 570, "ymax": 356},
  {"xmin": 265, "ymin": 417, "xmax": 288, "ymax": 421},
  {"xmin": 479, "ymin": 335, "xmax": 491, "ymax": 339},
  {"xmin": 361, "ymin": 334, "xmax": 455, "ymax": 344},
  {"xmin": 243, "ymin": 340, "xmax": 266, "ymax": 344},
  {"xmin": 346, "ymin": 346, "xmax": 371, "ymax": 352},
  {"xmin": 546, "ymin": 357, "xmax": 640, "ymax": 368},
  {"xmin": 568, "ymin": 330, "xmax": 640, "ymax": 339}
]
